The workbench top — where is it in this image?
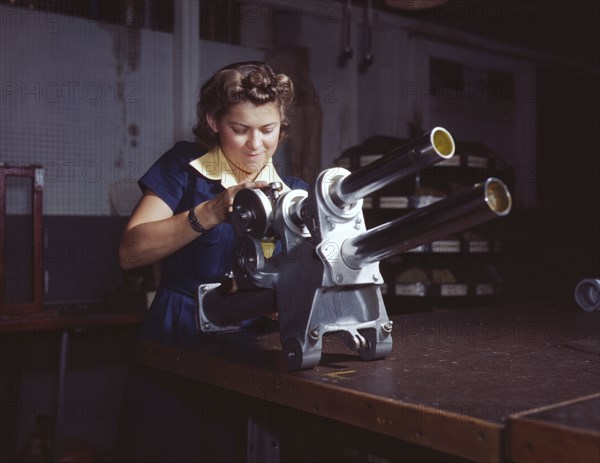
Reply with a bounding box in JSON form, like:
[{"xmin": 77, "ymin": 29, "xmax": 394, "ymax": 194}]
[{"xmin": 136, "ymin": 302, "xmax": 600, "ymax": 462}]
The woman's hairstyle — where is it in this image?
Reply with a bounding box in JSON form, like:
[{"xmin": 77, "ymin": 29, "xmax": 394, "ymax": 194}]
[{"xmin": 193, "ymin": 61, "xmax": 295, "ymax": 149}]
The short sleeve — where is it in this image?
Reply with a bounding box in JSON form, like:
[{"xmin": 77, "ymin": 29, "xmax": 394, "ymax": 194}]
[
  {"xmin": 282, "ymin": 175, "xmax": 309, "ymax": 191},
  {"xmin": 138, "ymin": 142, "xmax": 200, "ymax": 212}
]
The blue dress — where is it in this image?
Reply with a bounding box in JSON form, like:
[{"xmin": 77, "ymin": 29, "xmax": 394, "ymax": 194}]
[
  {"xmin": 114, "ymin": 142, "xmax": 308, "ymax": 462},
  {"xmin": 137, "ymin": 141, "xmax": 307, "ymax": 340}
]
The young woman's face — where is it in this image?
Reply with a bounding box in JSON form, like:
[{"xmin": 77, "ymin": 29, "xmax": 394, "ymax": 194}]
[{"xmin": 208, "ymin": 101, "xmax": 282, "ymax": 178}]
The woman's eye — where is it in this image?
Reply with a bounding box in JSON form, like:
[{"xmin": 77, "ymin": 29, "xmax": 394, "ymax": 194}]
[
  {"xmin": 262, "ymin": 129, "xmax": 274, "ymax": 134},
  {"xmin": 232, "ymin": 128, "xmax": 247, "ymax": 134}
]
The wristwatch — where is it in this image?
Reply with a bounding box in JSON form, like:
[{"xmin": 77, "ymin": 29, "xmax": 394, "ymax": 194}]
[{"xmin": 188, "ymin": 208, "xmax": 207, "ymax": 234}]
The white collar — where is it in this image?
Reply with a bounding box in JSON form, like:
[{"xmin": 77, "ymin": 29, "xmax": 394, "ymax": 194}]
[{"xmin": 189, "ymin": 147, "xmax": 289, "ymax": 191}]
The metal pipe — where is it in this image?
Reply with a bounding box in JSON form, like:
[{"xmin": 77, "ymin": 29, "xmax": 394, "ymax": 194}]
[
  {"xmin": 201, "ymin": 287, "xmax": 276, "ymax": 328},
  {"xmin": 342, "ymin": 178, "xmax": 512, "ymax": 269},
  {"xmin": 363, "ymin": 0, "xmax": 374, "ymax": 67},
  {"xmin": 332, "ymin": 127, "xmax": 455, "ymax": 207},
  {"xmin": 341, "ymin": 0, "xmax": 353, "ymax": 60}
]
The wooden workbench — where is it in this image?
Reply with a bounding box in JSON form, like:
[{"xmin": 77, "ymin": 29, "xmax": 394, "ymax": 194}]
[
  {"xmin": 136, "ymin": 303, "xmax": 600, "ymax": 463},
  {"xmin": 0, "ymin": 307, "xmax": 144, "ymax": 334}
]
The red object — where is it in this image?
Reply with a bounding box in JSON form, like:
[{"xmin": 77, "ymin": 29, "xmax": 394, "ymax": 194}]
[{"xmin": 0, "ymin": 164, "xmax": 44, "ymax": 314}]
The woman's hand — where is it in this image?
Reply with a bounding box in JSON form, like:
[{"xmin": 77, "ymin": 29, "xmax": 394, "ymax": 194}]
[
  {"xmin": 119, "ymin": 181, "xmax": 268, "ymax": 271},
  {"xmin": 200, "ymin": 181, "xmax": 268, "ymax": 227}
]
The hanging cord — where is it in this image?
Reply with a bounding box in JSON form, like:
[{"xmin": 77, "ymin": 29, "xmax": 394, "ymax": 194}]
[{"xmin": 338, "ymin": 0, "xmax": 354, "ymax": 66}]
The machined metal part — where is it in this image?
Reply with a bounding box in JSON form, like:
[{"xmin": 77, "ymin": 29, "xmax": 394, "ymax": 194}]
[
  {"xmin": 331, "ymin": 127, "xmax": 455, "ymax": 208},
  {"xmin": 278, "ymin": 189, "xmax": 310, "ymax": 239},
  {"xmin": 574, "ymin": 278, "xmax": 600, "ymax": 311},
  {"xmin": 270, "ymin": 241, "xmax": 393, "ymax": 370},
  {"xmin": 197, "ymin": 282, "xmax": 277, "ymax": 332},
  {"xmin": 196, "ymin": 283, "xmax": 238, "ymax": 332},
  {"xmin": 342, "ymin": 177, "xmax": 512, "ymax": 269},
  {"xmin": 230, "ymin": 188, "xmax": 274, "ymax": 239},
  {"xmin": 196, "ymin": 128, "xmax": 511, "ymax": 371},
  {"xmin": 300, "ymin": 167, "xmax": 381, "ymax": 287}
]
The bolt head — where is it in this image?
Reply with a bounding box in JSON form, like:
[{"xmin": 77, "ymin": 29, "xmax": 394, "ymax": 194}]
[{"xmin": 381, "ymin": 320, "xmax": 394, "ymax": 333}]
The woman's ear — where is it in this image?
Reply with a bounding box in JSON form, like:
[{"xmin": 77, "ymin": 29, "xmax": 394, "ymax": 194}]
[{"xmin": 206, "ymin": 113, "xmax": 219, "ymax": 133}]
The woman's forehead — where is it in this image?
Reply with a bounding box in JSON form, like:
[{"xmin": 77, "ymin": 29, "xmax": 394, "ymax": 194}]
[{"xmin": 224, "ymin": 102, "xmax": 281, "ymax": 125}]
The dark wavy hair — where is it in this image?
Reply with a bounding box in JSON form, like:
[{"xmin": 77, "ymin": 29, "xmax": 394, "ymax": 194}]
[{"xmin": 193, "ymin": 61, "xmax": 295, "ymax": 150}]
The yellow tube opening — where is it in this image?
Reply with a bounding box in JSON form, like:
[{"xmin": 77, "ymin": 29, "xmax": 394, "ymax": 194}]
[
  {"xmin": 431, "ymin": 127, "xmax": 455, "ymax": 158},
  {"xmin": 485, "ymin": 178, "xmax": 512, "ymax": 216}
]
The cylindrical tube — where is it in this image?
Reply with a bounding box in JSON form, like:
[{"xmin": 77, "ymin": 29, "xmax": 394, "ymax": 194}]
[
  {"xmin": 574, "ymin": 278, "xmax": 600, "ymax": 311},
  {"xmin": 333, "ymin": 127, "xmax": 455, "ymax": 207},
  {"xmin": 342, "ymin": 178, "xmax": 512, "ymax": 269},
  {"xmin": 202, "ymin": 287, "xmax": 276, "ymax": 327}
]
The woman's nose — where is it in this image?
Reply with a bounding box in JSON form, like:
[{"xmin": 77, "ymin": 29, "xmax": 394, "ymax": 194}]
[{"xmin": 246, "ymin": 131, "xmax": 261, "ymax": 150}]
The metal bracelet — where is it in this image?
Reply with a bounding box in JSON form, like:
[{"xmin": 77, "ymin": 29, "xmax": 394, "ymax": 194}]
[{"xmin": 188, "ymin": 208, "xmax": 207, "ymax": 234}]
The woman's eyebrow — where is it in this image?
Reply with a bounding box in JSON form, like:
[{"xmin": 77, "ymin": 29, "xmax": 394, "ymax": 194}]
[{"xmin": 228, "ymin": 121, "xmax": 277, "ymax": 129}]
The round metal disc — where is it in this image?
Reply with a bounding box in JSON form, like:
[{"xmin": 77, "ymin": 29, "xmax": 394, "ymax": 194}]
[{"xmin": 231, "ymin": 188, "xmax": 273, "ymax": 239}]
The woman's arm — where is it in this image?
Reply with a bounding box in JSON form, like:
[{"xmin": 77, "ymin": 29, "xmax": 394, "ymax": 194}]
[{"xmin": 118, "ymin": 181, "xmax": 267, "ymax": 270}]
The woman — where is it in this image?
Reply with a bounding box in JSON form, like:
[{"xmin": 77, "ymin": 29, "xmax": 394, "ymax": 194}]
[
  {"xmin": 119, "ymin": 61, "xmax": 306, "ymax": 340},
  {"xmin": 115, "ymin": 62, "xmax": 306, "ymax": 462}
]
